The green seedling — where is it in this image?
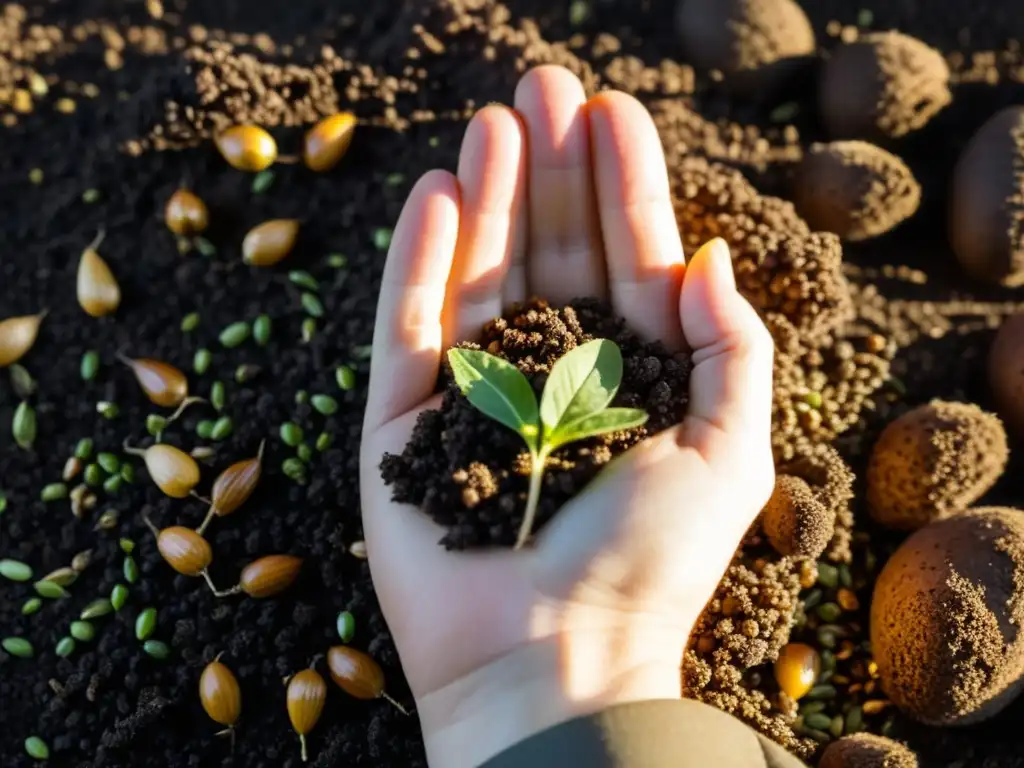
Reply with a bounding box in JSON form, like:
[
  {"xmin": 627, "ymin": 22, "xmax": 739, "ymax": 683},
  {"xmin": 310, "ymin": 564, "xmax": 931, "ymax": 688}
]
[{"xmin": 447, "ymin": 338, "xmax": 647, "ymax": 549}]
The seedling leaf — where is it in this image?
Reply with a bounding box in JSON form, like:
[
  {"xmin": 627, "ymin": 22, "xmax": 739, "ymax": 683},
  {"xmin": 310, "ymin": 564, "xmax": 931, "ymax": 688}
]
[
  {"xmin": 547, "ymin": 408, "xmax": 649, "ymax": 451},
  {"xmin": 447, "ymin": 348, "xmax": 539, "ymax": 451},
  {"xmin": 540, "ymin": 339, "xmax": 622, "ymax": 434}
]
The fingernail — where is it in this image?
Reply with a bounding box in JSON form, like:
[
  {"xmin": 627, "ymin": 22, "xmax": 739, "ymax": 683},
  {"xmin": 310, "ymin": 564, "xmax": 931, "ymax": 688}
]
[{"xmin": 695, "ymin": 237, "xmax": 736, "ymax": 291}]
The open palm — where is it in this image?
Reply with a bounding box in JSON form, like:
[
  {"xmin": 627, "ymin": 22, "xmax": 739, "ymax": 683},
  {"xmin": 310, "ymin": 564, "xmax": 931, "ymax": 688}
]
[{"xmin": 359, "ymin": 66, "xmax": 775, "ymax": 768}]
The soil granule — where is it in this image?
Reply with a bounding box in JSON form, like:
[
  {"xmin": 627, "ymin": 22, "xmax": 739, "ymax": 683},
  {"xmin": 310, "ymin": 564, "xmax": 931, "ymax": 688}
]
[
  {"xmin": 380, "ymin": 298, "xmax": 693, "ymax": 550},
  {"xmin": 820, "ymin": 733, "xmax": 919, "ymax": 768}
]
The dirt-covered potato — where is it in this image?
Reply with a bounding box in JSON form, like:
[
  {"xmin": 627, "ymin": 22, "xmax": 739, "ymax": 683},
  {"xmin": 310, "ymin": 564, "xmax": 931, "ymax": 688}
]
[
  {"xmin": 820, "ymin": 733, "xmax": 918, "ymax": 768},
  {"xmin": 870, "ymin": 507, "xmax": 1024, "ymax": 725},
  {"xmin": 867, "ymin": 400, "xmax": 1008, "ymax": 530},
  {"xmin": 761, "ymin": 474, "xmax": 835, "ymax": 558},
  {"xmin": 675, "ymin": 0, "xmax": 814, "ymax": 94},
  {"xmin": 793, "ymin": 141, "xmax": 920, "ymax": 241},
  {"xmin": 950, "ymin": 106, "xmax": 1024, "ymax": 286},
  {"xmin": 819, "ymin": 32, "xmax": 950, "ymax": 141},
  {"xmin": 989, "ymin": 312, "xmax": 1024, "ymax": 438}
]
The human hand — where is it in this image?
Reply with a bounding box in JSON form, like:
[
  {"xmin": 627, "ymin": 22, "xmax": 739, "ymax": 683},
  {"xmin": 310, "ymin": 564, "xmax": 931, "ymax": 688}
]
[{"xmin": 359, "ymin": 65, "xmax": 775, "ymax": 768}]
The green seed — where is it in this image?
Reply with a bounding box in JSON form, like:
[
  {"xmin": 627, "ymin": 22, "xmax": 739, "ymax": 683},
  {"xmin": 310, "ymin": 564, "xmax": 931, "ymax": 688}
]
[
  {"xmin": 97, "ymin": 452, "xmax": 120, "ymax": 473},
  {"xmin": 10, "ymin": 364, "xmax": 36, "ymax": 398},
  {"xmin": 143, "ymin": 639, "xmax": 170, "ymax": 659},
  {"xmin": 120, "ymin": 538, "xmax": 135, "ymax": 554},
  {"xmin": 146, "ymin": 414, "xmax": 167, "ymax": 437},
  {"xmin": 336, "ymin": 610, "xmax": 355, "ymax": 642},
  {"xmin": 804, "ymin": 391, "xmax": 823, "ymax": 409},
  {"xmin": 84, "ymin": 464, "xmax": 103, "ymax": 487},
  {"xmin": 806, "ymin": 684, "xmax": 838, "ymax": 701},
  {"xmin": 124, "ymin": 556, "xmax": 139, "ymax": 584},
  {"xmin": 219, "ymin": 322, "xmax": 250, "ymax": 348},
  {"xmin": 24, "ymin": 736, "xmax": 49, "ymax": 760},
  {"xmin": 13, "ymin": 401, "xmax": 36, "ymax": 450},
  {"xmin": 0, "ymin": 559, "xmax": 33, "ymax": 582},
  {"xmin": 373, "ymin": 227, "xmax": 393, "ymax": 250},
  {"xmin": 352, "ymin": 344, "xmax": 373, "ymax": 360},
  {"xmin": 80, "ymin": 598, "xmax": 114, "ymax": 620},
  {"xmin": 428, "ymin": 136, "xmax": 439, "ymax": 147},
  {"xmin": 799, "ymin": 701, "xmax": 827, "ymax": 717},
  {"xmin": 315, "ymin": 432, "xmax": 332, "ymax": 451},
  {"xmin": 289, "ymin": 270, "xmax": 319, "ymax": 291},
  {"xmin": 301, "ymin": 292, "xmax": 324, "ymax": 318},
  {"xmin": 96, "ymin": 401, "xmax": 119, "ymax": 419},
  {"xmin": 251, "ymin": 169, "xmax": 275, "ymax": 193},
  {"xmin": 819, "ymin": 649, "xmax": 836, "ymax": 672},
  {"xmin": 0, "ymin": 492, "xmax": 6, "ymax": 514},
  {"xmin": 844, "ymin": 705, "xmax": 864, "ymax": 734},
  {"xmin": 194, "ymin": 236, "xmax": 217, "ymax": 257},
  {"xmin": 817, "ymin": 562, "xmax": 839, "ymax": 588},
  {"xmin": 210, "ymin": 381, "xmax": 226, "ymax": 412},
  {"xmin": 82, "ymin": 188, "xmax": 101, "ymax": 203},
  {"xmin": 297, "ymin": 443, "xmax": 313, "ymax": 463},
  {"xmin": 327, "ymin": 253, "xmax": 346, "ymax": 268},
  {"xmin": 839, "ymin": 564, "xmax": 853, "ymax": 588},
  {"xmin": 280, "ymin": 423, "xmax": 303, "ymax": 446},
  {"xmin": 385, "ymin": 172, "xmax": 405, "ymax": 186},
  {"xmin": 80, "ymin": 350, "xmax": 100, "ymax": 381},
  {"xmin": 120, "ymin": 464, "xmax": 135, "ymax": 483},
  {"xmin": 103, "ymin": 474, "xmax": 123, "ymax": 494},
  {"xmin": 294, "ymin": 390, "xmax": 308, "ymax": 405},
  {"xmin": 22, "ymin": 598, "xmax": 42, "ymax": 615},
  {"xmin": 111, "ymin": 584, "xmax": 129, "ymax": 611},
  {"xmin": 196, "ymin": 420, "xmax": 215, "ymax": 439},
  {"xmin": 828, "ymin": 714, "xmax": 844, "ymax": 738},
  {"xmin": 881, "ymin": 716, "xmax": 896, "ymax": 737},
  {"xmin": 311, "ymin": 394, "xmax": 338, "ymax": 415},
  {"xmin": 70, "ymin": 620, "xmax": 95, "ymax": 642},
  {"xmin": 235, "ymin": 364, "xmax": 261, "ymax": 383},
  {"xmin": 3, "ymin": 637, "xmax": 34, "ymax": 657},
  {"xmin": 253, "ymin": 314, "xmax": 271, "ymax": 346},
  {"xmin": 135, "ymin": 607, "xmax": 158, "ymax": 640},
  {"xmin": 210, "ymin": 416, "xmax": 233, "ymax": 441},
  {"xmin": 282, "ymin": 457, "xmax": 306, "ymax": 483},
  {"xmin": 803, "ymin": 588, "xmax": 823, "ymax": 611},
  {"xmin": 35, "ymin": 580, "xmax": 67, "ymax": 599},
  {"xmin": 194, "ymin": 348, "xmax": 212, "ymax": 375},
  {"xmin": 74, "ymin": 438, "xmax": 94, "ymax": 460},
  {"xmin": 41, "ymin": 483, "xmax": 68, "ymax": 502},
  {"xmin": 56, "ymin": 636, "xmax": 76, "ymax": 657},
  {"xmin": 816, "ymin": 603, "xmax": 843, "ymax": 623},
  {"xmin": 181, "ymin": 312, "xmax": 200, "ymax": 332},
  {"xmin": 42, "ymin": 567, "xmax": 77, "ymax": 587},
  {"xmin": 804, "ymin": 713, "xmax": 832, "ymax": 731},
  {"xmin": 817, "ymin": 627, "xmax": 838, "ymax": 649},
  {"xmin": 96, "ymin": 509, "xmax": 119, "ymax": 530},
  {"xmin": 335, "ymin": 365, "xmax": 356, "ymax": 391},
  {"xmin": 301, "ymin": 318, "xmax": 316, "ymax": 343},
  {"xmin": 857, "ymin": 8, "xmax": 874, "ymax": 27}
]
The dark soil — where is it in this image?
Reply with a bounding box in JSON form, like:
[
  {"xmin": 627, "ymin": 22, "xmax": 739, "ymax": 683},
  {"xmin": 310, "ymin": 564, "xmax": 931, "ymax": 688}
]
[
  {"xmin": 380, "ymin": 298, "xmax": 692, "ymax": 549},
  {"xmin": 1, "ymin": 1, "xmax": 1024, "ymax": 767}
]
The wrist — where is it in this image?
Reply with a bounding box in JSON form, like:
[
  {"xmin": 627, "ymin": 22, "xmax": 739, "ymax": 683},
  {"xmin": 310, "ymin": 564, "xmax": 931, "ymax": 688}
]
[{"xmin": 418, "ymin": 626, "xmax": 683, "ymax": 768}]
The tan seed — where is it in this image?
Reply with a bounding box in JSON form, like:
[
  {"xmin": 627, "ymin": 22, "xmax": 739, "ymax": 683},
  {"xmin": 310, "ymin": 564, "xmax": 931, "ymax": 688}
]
[
  {"xmin": 77, "ymin": 233, "xmax": 120, "ymax": 317},
  {"xmin": 303, "ymin": 112, "xmax": 356, "ymax": 172},
  {"xmin": 862, "ymin": 699, "xmax": 890, "ymax": 715},
  {"xmin": 238, "ymin": 555, "xmax": 303, "ymax": 598},
  {"xmin": 837, "ymin": 588, "xmax": 860, "ymax": 611},
  {"xmin": 0, "ymin": 312, "xmax": 47, "ymax": 367},
  {"xmin": 242, "ymin": 219, "xmax": 300, "ymax": 267},
  {"xmin": 200, "ymin": 658, "xmax": 241, "ymax": 726}
]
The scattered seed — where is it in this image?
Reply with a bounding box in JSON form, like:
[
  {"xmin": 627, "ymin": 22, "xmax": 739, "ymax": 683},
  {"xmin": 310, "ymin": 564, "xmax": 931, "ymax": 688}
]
[
  {"xmin": 70, "ymin": 620, "xmax": 95, "ymax": 642},
  {"xmin": 384, "ymin": 172, "xmax": 405, "ymax": 186},
  {"xmin": 336, "ymin": 611, "xmax": 355, "ymax": 642},
  {"xmin": 844, "ymin": 705, "xmax": 864, "ymax": 734},
  {"xmin": 837, "ymin": 588, "xmax": 860, "ymax": 611},
  {"xmin": 0, "ymin": 492, "xmax": 6, "ymax": 514},
  {"xmin": 326, "ymin": 645, "xmax": 407, "ymax": 713},
  {"xmin": 280, "ymin": 423, "xmax": 303, "ymax": 447},
  {"xmin": 82, "ymin": 188, "xmax": 101, "ymax": 204},
  {"xmin": 78, "ymin": 232, "xmax": 121, "ymax": 316},
  {"xmin": 124, "ymin": 556, "xmax": 139, "ymax": 584},
  {"xmin": 71, "ymin": 549, "xmax": 93, "ymax": 572},
  {"xmin": 219, "ymin": 322, "xmax": 250, "ymax": 348},
  {"xmin": 199, "ymin": 440, "xmax": 265, "ymax": 533},
  {"xmin": 194, "ymin": 236, "xmax": 217, "ymax": 257},
  {"xmin": 13, "ymin": 401, "xmax": 37, "ymax": 450},
  {"xmin": 41, "ymin": 483, "xmax": 68, "ymax": 502},
  {"xmin": 69, "ymin": 485, "xmax": 89, "ymax": 519},
  {"xmin": 216, "ymin": 124, "xmax": 278, "ymax": 171},
  {"xmin": 197, "ymin": 420, "xmax": 215, "ymax": 439},
  {"xmin": 301, "ymin": 318, "xmax": 317, "ymax": 343},
  {"xmin": 282, "ymin": 458, "xmax": 306, "ymax": 483},
  {"xmin": 123, "ymin": 442, "xmax": 202, "ymax": 498},
  {"xmin": 84, "ymin": 464, "xmax": 103, "ymax": 487},
  {"xmin": 62, "ymin": 457, "xmax": 82, "ymax": 482},
  {"xmin": 817, "ymin": 562, "xmax": 839, "ymax": 588},
  {"xmin": 295, "ymin": 390, "xmax": 308, "ymax": 405},
  {"xmin": 311, "ymin": 395, "xmax": 338, "ymax": 415},
  {"xmin": 210, "ymin": 381, "xmax": 226, "ymax": 412},
  {"xmin": 817, "ymin": 602, "xmax": 843, "ymax": 622},
  {"xmin": 35, "ymin": 580, "xmax": 68, "ymax": 599},
  {"xmin": 235, "ymin": 364, "xmax": 261, "ymax": 383},
  {"xmin": 352, "ymin": 344, "xmax": 373, "ymax": 360},
  {"xmin": 211, "ymin": 416, "xmax": 233, "ymax": 441},
  {"xmin": 0, "ymin": 312, "xmax": 46, "ymax": 367},
  {"xmin": 29, "ymin": 168, "xmax": 44, "ymax": 184},
  {"xmin": 806, "ymin": 684, "xmax": 838, "ymax": 701},
  {"xmin": 103, "ymin": 474, "xmax": 124, "ymax": 494},
  {"xmin": 304, "ymin": 112, "xmax": 356, "ymax": 171},
  {"xmin": 181, "ymin": 312, "xmax": 201, "ymax": 332},
  {"xmin": 327, "ymin": 254, "xmax": 346, "ymax": 268},
  {"xmin": 74, "ymin": 438, "xmax": 94, "ymax": 460},
  {"xmin": 56, "ymin": 636, "xmax": 76, "ymax": 657},
  {"xmin": 1, "ymin": 559, "xmax": 33, "ymax": 582},
  {"xmin": 200, "ymin": 658, "xmax": 242, "ymax": 727},
  {"xmin": 144, "ymin": 639, "xmax": 170, "ymax": 659},
  {"xmin": 297, "ymin": 443, "xmax": 313, "ymax": 463},
  {"xmin": 335, "ymin": 365, "xmax": 355, "ymax": 391},
  {"xmin": 96, "ymin": 401, "xmax": 120, "ymax": 419},
  {"xmin": 289, "ymin": 270, "xmax": 319, "ymax": 291},
  {"xmin": 856, "ymin": 8, "xmax": 874, "ymax": 27},
  {"xmin": 22, "ymin": 598, "xmax": 42, "ymax": 615},
  {"xmin": 243, "ymin": 219, "xmax": 301, "ymax": 267},
  {"xmin": 41, "ymin": 567, "xmax": 78, "ymax": 587},
  {"xmin": 348, "ymin": 540, "xmax": 367, "ymax": 559},
  {"xmin": 97, "ymin": 452, "xmax": 120, "ymax": 473},
  {"xmin": 770, "ymin": 102, "xmax": 800, "ymax": 123},
  {"xmin": 121, "ymin": 463, "xmax": 135, "ymax": 483},
  {"xmin": 300, "ymin": 292, "xmax": 324, "ymax": 318},
  {"xmin": 236, "ymin": 554, "xmax": 303, "ymax": 597},
  {"xmin": 80, "ymin": 598, "xmax": 114, "ymax": 620},
  {"xmin": 804, "ymin": 712, "xmax": 832, "ymax": 731},
  {"xmin": 315, "ymin": 432, "xmax": 332, "ymax": 451},
  {"xmin": 191, "ymin": 446, "xmax": 216, "ymax": 461},
  {"xmin": 193, "ymin": 349, "xmax": 212, "ymax": 374},
  {"xmin": 372, "ymin": 228, "xmax": 392, "ymax": 250},
  {"xmin": 3, "ymin": 637, "xmax": 34, "ymax": 657},
  {"xmin": 838, "ymin": 564, "xmax": 853, "ymax": 588},
  {"xmin": 251, "ymin": 169, "xmax": 276, "ymax": 193},
  {"xmin": 568, "ymin": 0, "xmax": 589, "ymax": 25},
  {"xmin": 119, "ymin": 355, "xmax": 190, "ymax": 408},
  {"xmin": 862, "ymin": 699, "xmax": 890, "ymax": 715},
  {"xmin": 9, "ymin": 363, "xmax": 36, "ymax": 398},
  {"xmin": 286, "ymin": 667, "xmax": 327, "ymax": 762},
  {"xmin": 111, "ymin": 584, "xmax": 129, "ymax": 611},
  {"xmin": 24, "ymin": 736, "xmax": 49, "ymax": 760},
  {"xmin": 96, "ymin": 509, "xmax": 119, "ymax": 530},
  {"xmin": 136, "ymin": 608, "xmax": 158, "ymax": 640}
]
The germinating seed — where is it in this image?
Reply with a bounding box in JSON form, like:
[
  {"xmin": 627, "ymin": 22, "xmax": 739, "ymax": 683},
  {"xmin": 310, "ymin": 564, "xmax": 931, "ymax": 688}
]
[
  {"xmin": 282, "ymin": 458, "xmax": 306, "ymax": 482},
  {"xmin": 144, "ymin": 639, "xmax": 170, "ymax": 659},
  {"xmin": 335, "ymin": 365, "xmax": 355, "ymax": 391},
  {"xmin": 97, "ymin": 452, "xmax": 120, "ymax": 473},
  {"xmin": 111, "ymin": 584, "xmax": 129, "ymax": 611},
  {"xmin": 35, "ymin": 580, "xmax": 67, "ymax": 599},
  {"xmin": 70, "ymin": 621, "xmax": 95, "ymax": 642},
  {"xmin": 327, "ymin": 253, "xmax": 346, "ymax": 268},
  {"xmin": 301, "ymin": 318, "xmax": 316, "ymax": 343},
  {"xmin": 373, "ymin": 227, "xmax": 392, "ymax": 250},
  {"xmin": 136, "ymin": 608, "xmax": 157, "ymax": 640},
  {"xmin": 24, "ymin": 736, "xmax": 49, "ymax": 760},
  {"xmin": 289, "ymin": 270, "xmax": 319, "ymax": 291},
  {"xmin": 253, "ymin": 314, "xmax": 271, "ymax": 346},
  {"xmin": 96, "ymin": 401, "xmax": 119, "ymax": 419},
  {"xmin": 80, "ymin": 598, "xmax": 114, "ymax": 620},
  {"xmin": 124, "ymin": 556, "xmax": 139, "ymax": 584},
  {"xmin": 74, "ymin": 437, "xmax": 94, "ymax": 459},
  {"xmin": 301, "ymin": 292, "xmax": 324, "ymax": 318},
  {"xmin": 210, "ymin": 381, "xmax": 226, "ymax": 411},
  {"xmin": 311, "ymin": 394, "xmax": 338, "ymax": 415},
  {"xmin": 315, "ymin": 432, "xmax": 332, "ymax": 451},
  {"xmin": 181, "ymin": 312, "xmax": 200, "ymax": 332},
  {"xmin": 10, "ymin": 364, "xmax": 36, "ymax": 398},
  {"xmin": 194, "ymin": 236, "xmax": 217, "ymax": 257},
  {"xmin": 96, "ymin": 509, "xmax": 119, "ymax": 530},
  {"xmin": 103, "ymin": 474, "xmax": 123, "ymax": 494},
  {"xmin": 71, "ymin": 549, "xmax": 93, "ymax": 572},
  {"xmin": 41, "ymin": 483, "xmax": 68, "ymax": 502},
  {"xmin": 80, "ymin": 350, "xmax": 100, "ymax": 380},
  {"xmin": 197, "ymin": 420, "xmax": 215, "ymax": 439},
  {"xmin": 3, "ymin": 637, "xmax": 34, "ymax": 657},
  {"xmin": 120, "ymin": 464, "xmax": 135, "ymax": 483},
  {"xmin": 0, "ymin": 559, "xmax": 33, "ymax": 582},
  {"xmin": 22, "ymin": 598, "xmax": 42, "ymax": 615},
  {"xmin": 297, "ymin": 443, "xmax": 313, "ymax": 463},
  {"xmin": 84, "ymin": 463, "xmax": 103, "ymax": 486},
  {"xmin": 120, "ymin": 538, "xmax": 135, "ymax": 554},
  {"xmin": 56, "ymin": 636, "xmax": 76, "ymax": 657},
  {"xmin": 194, "ymin": 348, "xmax": 212, "ymax": 375},
  {"xmin": 252, "ymin": 169, "xmax": 275, "ymax": 193},
  {"xmin": 336, "ymin": 610, "xmax": 355, "ymax": 642},
  {"xmin": 280, "ymin": 423, "xmax": 303, "ymax": 446},
  {"xmin": 235, "ymin": 364, "xmax": 260, "ymax": 383},
  {"xmin": 219, "ymin": 322, "xmax": 250, "ymax": 348},
  {"xmin": 42, "ymin": 567, "xmax": 78, "ymax": 587},
  {"xmin": 13, "ymin": 401, "xmax": 36, "ymax": 450}
]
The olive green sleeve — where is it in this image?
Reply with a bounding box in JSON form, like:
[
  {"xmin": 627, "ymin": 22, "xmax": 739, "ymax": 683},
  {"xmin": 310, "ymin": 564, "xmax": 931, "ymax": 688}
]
[{"xmin": 479, "ymin": 699, "xmax": 808, "ymax": 768}]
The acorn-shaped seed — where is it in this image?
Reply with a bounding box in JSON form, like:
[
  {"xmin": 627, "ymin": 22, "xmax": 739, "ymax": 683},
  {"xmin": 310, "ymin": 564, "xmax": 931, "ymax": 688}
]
[
  {"xmin": 303, "ymin": 113, "xmax": 356, "ymax": 172},
  {"xmin": 326, "ymin": 645, "xmax": 408, "ymax": 714},
  {"xmin": 287, "ymin": 668, "xmax": 327, "ymax": 762},
  {"xmin": 77, "ymin": 231, "xmax": 120, "ymax": 317},
  {"xmin": 156, "ymin": 525, "xmax": 212, "ymax": 576},
  {"xmin": 200, "ymin": 657, "xmax": 242, "ymax": 733},
  {"xmin": 165, "ymin": 188, "xmax": 210, "ymax": 235},
  {"xmin": 242, "ymin": 220, "xmax": 300, "ymax": 267},
  {"xmin": 215, "ymin": 125, "xmax": 277, "ymax": 172},
  {"xmin": 197, "ymin": 440, "xmax": 265, "ymax": 535},
  {"xmin": 118, "ymin": 354, "xmax": 189, "ymax": 407},
  {"xmin": 238, "ymin": 555, "xmax": 302, "ymax": 598},
  {"xmin": 774, "ymin": 642, "xmax": 821, "ymax": 701},
  {"xmin": 0, "ymin": 311, "xmax": 46, "ymax": 367},
  {"xmin": 124, "ymin": 442, "xmax": 200, "ymax": 497}
]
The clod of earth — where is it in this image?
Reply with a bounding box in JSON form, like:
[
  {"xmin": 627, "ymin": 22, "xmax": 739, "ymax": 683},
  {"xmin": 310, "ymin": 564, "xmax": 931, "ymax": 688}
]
[
  {"xmin": 989, "ymin": 311, "xmax": 1024, "ymax": 438},
  {"xmin": 761, "ymin": 474, "xmax": 835, "ymax": 558},
  {"xmin": 819, "ymin": 732, "xmax": 918, "ymax": 768}
]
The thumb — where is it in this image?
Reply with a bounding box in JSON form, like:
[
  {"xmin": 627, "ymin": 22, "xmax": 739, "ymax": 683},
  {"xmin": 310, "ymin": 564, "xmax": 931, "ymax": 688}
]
[{"xmin": 678, "ymin": 238, "xmax": 775, "ymax": 461}]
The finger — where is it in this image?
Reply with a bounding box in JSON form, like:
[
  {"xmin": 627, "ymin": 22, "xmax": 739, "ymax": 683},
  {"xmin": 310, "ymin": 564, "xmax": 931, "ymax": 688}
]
[
  {"xmin": 443, "ymin": 105, "xmax": 527, "ymax": 345},
  {"xmin": 363, "ymin": 170, "xmax": 460, "ymax": 433},
  {"xmin": 679, "ymin": 238, "xmax": 774, "ymax": 455},
  {"xmin": 589, "ymin": 91, "xmax": 686, "ymax": 349},
  {"xmin": 514, "ymin": 65, "xmax": 606, "ymax": 303}
]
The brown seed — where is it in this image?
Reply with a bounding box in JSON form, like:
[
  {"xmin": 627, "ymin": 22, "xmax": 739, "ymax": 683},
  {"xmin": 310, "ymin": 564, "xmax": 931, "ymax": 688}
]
[
  {"xmin": 774, "ymin": 643, "xmax": 821, "ymax": 701},
  {"xmin": 41, "ymin": 567, "xmax": 78, "ymax": 587},
  {"xmin": 200, "ymin": 658, "xmax": 241, "ymax": 726},
  {"xmin": 215, "ymin": 125, "xmax": 277, "ymax": 172},
  {"xmin": 118, "ymin": 355, "xmax": 189, "ymax": 407},
  {"xmin": 287, "ymin": 668, "xmax": 327, "ymax": 761},
  {"xmin": 303, "ymin": 112, "xmax": 356, "ymax": 172},
  {"xmin": 837, "ymin": 588, "xmax": 860, "ymax": 611},
  {"xmin": 862, "ymin": 699, "xmax": 890, "ymax": 715},
  {"xmin": 326, "ymin": 646, "xmax": 408, "ymax": 714},
  {"xmin": 77, "ymin": 232, "xmax": 120, "ymax": 317},
  {"xmin": 238, "ymin": 555, "xmax": 302, "ymax": 598},
  {"xmin": 155, "ymin": 525, "xmax": 213, "ymax": 576},
  {"xmin": 165, "ymin": 188, "xmax": 210, "ymax": 236},
  {"xmin": 198, "ymin": 440, "xmax": 265, "ymax": 534},
  {"xmin": 62, "ymin": 457, "xmax": 82, "ymax": 482},
  {"xmin": 70, "ymin": 549, "xmax": 93, "ymax": 572},
  {"xmin": 0, "ymin": 312, "xmax": 47, "ymax": 367},
  {"xmin": 126, "ymin": 442, "xmax": 201, "ymax": 498},
  {"xmin": 242, "ymin": 219, "xmax": 300, "ymax": 267},
  {"xmin": 70, "ymin": 484, "xmax": 89, "ymax": 519}
]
